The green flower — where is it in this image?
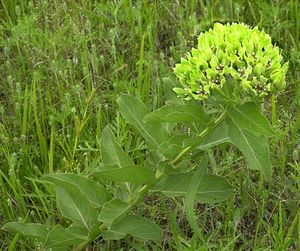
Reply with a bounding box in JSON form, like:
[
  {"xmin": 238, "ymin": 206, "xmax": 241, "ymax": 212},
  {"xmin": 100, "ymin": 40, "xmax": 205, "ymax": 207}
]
[{"xmin": 174, "ymin": 22, "xmax": 288, "ymax": 101}]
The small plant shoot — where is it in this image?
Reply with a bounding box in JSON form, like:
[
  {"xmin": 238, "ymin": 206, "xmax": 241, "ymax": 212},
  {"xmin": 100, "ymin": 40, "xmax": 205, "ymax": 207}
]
[{"xmin": 3, "ymin": 22, "xmax": 288, "ymax": 250}]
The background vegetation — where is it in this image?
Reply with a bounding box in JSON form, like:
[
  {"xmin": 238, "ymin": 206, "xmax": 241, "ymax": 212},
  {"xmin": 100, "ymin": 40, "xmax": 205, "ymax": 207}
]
[{"xmin": 0, "ymin": 0, "xmax": 299, "ymax": 250}]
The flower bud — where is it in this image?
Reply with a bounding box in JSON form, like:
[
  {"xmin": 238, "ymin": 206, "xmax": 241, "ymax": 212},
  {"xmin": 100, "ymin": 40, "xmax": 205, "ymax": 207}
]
[{"xmin": 254, "ymin": 63, "xmax": 265, "ymax": 75}]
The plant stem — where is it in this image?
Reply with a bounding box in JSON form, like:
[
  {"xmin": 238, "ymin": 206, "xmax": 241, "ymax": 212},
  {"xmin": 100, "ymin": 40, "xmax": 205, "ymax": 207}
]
[{"xmin": 171, "ymin": 110, "xmax": 229, "ymax": 165}]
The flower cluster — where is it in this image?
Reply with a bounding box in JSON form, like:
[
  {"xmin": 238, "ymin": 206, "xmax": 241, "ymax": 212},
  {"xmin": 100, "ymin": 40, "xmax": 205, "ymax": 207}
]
[{"xmin": 174, "ymin": 22, "xmax": 288, "ymax": 100}]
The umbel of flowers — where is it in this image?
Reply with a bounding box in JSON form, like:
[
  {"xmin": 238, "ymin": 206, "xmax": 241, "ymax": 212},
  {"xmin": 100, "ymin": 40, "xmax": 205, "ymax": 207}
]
[{"xmin": 174, "ymin": 22, "xmax": 288, "ymax": 101}]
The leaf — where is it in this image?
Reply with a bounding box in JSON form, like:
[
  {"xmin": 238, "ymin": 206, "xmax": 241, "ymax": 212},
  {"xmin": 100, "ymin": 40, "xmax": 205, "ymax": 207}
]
[
  {"xmin": 144, "ymin": 104, "xmax": 209, "ymax": 124},
  {"xmin": 98, "ymin": 198, "xmax": 130, "ymax": 226},
  {"xmin": 185, "ymin": 155, "xmax": 208, "ymax": 235},
  {"xmin": 67, "ymin": 225, "xmax": 90, "ymax": 239},
  {"xmin": 196, "ymin": 121, "xmax": 230, "ymax": 149},
  {"xmin": 44, "ymin": 225, "xmax": 88, "ymax": 249},
  {"xmin": 2, "ymin": 223, "xmax": 49, "ymax": 241},
  {"xmin": 43, "ymin": 173, "xmax": 111, "ymax": 208},
  {"xmin": 227, "ymin": 118, "xmax": 272, "ymax": 178},
  {"xmin": 184, "ymin": 121, "xmax": 230, "ymax": 149},
  {"xmin": 157, "ymin": 133, "xmax": 189, "ymax": 159},
  {"xmin": 151, "ymin": 173, "xmax": 235, "ymax": 203},
  {"xmin": 105, "ymin": 215, "xmax": 162, "ymax": 242},
  {"xmin": 102, "ymin": 229, "xmax": 126, "ymax": 240},
  {"xmin": 229, "ymin": 102, "xmax": 274, "ymax": 137},
  {"xmin": 99, "ymin": 125, "xmax": 138, "ymax": 199},
  {"xmin": 89, "ymin": 165, "xmax": 156, "ymax": 185},
  {"xmin": 56, "ymin": 187, "xmax": 98, "ymax": 230},
  {"xmin": 117, "ymin": 95, "xmax": 169, "ymax": 150},
  {"xmin": 101, "ymin": 125, "xmax": 134, "ymax": 167}
]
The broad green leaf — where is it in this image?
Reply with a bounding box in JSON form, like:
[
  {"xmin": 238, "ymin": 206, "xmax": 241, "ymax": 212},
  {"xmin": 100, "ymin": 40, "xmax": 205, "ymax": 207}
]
[
  {"xmin": 101, "ymin": 125, "xmax": 134, "ymax": 167},
  {"xmin": 44, "ymin": 225, "xmax": 88, "ymax": 249},
  {"xmin": 151, "ymin": 173, "xmax": 235, "ymax": 203},
  {"xmin": 229, "ymin": 102, "xmax": 274, "ymax": 137},
  {"xmin": 98, "ymin": 198, "xmax": 130, "ymax": 226},
  {"xmin": 117, "ymin": 95, "xmax": 169, "ymax": 149},
  {"xmin": 157, "ymin": 133, "xmax": 189, "ymax": 159},
  {"xmin": 56, "ymin": 187, "xmax": 97, "ymax": 230},
  {"xmin": 89, "ymin": 165, "xmax": 156, "ymax": 185},
  {"xmin": 185, "ymin": 155, "xmax": 208, "ymax": 235},
  {"xmin": 99, "ymin": 125, "xmax": 137, "ymax": 199},
  {"xmin": 67, "ymin": 225, "xmax": 90, "ymax": 239},
  {"xmin": 43, "ymin": 173, "xmax": 110, "ymax": 208},
  {"xmin": 102, "ymin": 229, "xmax": 126, "ymax": 240},
  {"xmin": 106, "ymin": 215, "xmax": 162, "ymax": 242},
  {"xmin": 196, "ymin": 121, "xmax": 230, "ymax": 149},
  {"xmin": 184, "ymin": 121, "xmax": 230, "ymax": 149},
  {"xmin": 227, "ymin": 119, "xmax": 272, "ymax": 178},
  {"xmin": 2, "ymin": 223, "xmax": 49, "ymax": 241},
  {"xmin": 144, "ymin": 104, "xmax": 209, "ymax": 124}
]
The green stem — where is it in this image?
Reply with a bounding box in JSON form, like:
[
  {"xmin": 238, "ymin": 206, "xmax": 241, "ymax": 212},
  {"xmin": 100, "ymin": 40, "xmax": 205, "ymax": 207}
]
[
  {"xmin": 170, "ymin": 146, "xmax": 192, "ymax": 166},
  {"xmin": 171, "ymin": 110, "xmax": 229, "ymax": 165}
]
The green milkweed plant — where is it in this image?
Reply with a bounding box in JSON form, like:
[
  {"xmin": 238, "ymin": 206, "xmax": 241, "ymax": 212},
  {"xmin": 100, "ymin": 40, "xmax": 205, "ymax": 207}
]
[{"xmin": 3, "ymin": 23, "xmax": 288, "ymax": 250}]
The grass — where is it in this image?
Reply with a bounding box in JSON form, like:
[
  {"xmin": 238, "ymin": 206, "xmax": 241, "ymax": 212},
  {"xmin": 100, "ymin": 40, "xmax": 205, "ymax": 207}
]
[{"xmin": 0, "ymin": 0, "xmax": 299, "ymax": 250}]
